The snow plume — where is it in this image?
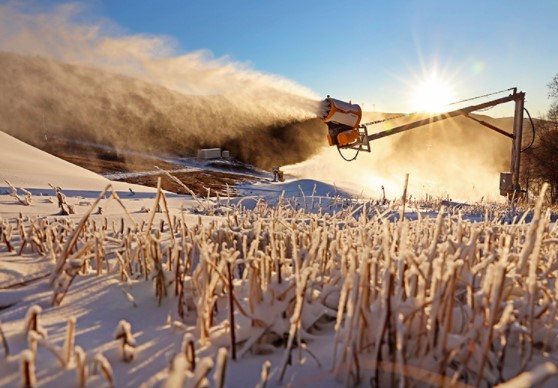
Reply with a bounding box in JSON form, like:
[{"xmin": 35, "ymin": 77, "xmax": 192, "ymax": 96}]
[
  {"xmin": 0, "ymin": 2, "xmax": 324, "ymax": 169},
  {"xmin": 284, "ymin": 112, "xmax": 512, "ymax": 202}
]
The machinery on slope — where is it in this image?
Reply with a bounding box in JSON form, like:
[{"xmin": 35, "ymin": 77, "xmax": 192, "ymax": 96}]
[{"xmin": 319, "ymin": 88, "xmax": 531, "ymax": 198}]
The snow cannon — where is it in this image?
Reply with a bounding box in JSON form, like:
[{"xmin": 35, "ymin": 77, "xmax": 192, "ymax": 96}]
[{"xmin": 319, "ymin": 96, "xmax": 362, "ymax": 147}]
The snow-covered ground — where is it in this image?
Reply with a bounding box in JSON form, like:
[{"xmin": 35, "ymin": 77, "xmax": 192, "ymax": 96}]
[{"xmin": 1, "ymin": 130, "xmax": 558, "ymax": 387}]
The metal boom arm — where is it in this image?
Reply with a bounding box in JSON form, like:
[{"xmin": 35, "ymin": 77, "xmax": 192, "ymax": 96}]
[{"xmin": 364, "ymin": 92, "xmax": 523, "ymax": 141}]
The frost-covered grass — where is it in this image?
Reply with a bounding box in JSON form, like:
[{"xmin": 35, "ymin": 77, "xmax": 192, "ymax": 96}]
[{"xmin": 1, "ymin": 183, "xmax": 558, "ymax": 387}]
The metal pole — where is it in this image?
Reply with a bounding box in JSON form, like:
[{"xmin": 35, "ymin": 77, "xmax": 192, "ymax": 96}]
[{"xmin": 511, "ymin": 92, "xmax": 525, "ymax": 193}]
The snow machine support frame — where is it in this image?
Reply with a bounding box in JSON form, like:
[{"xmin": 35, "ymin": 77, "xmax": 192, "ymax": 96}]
[{"xmin": 327, "ymin": 89, "xmax": 526, "ymax": 197}]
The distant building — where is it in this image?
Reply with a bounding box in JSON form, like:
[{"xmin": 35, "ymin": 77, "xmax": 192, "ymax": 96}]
[{"xmin": 197, "ymin": 148, "xmax": 230, "ymax": 160}]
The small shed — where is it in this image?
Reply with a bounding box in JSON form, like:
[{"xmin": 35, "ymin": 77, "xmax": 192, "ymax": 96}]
[{"xmin": 197, "ymin": 148, "xmax": 222, "ymax": 160}]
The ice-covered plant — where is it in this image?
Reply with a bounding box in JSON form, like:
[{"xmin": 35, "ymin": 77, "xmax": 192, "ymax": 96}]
[
  {"xmin": 256, "ymin": 360, "xmax": 271, "ymax": 388},
  {"xmin": 20, "ymin": 349, "xmax": 36, "ymax": 388},
  {"xmin": 93, "ymin": 353, "xmax": 113, "ymax": 387},
  {"xmin": 0, "ymin": 320, "xmax": 9, "ymax": 357},
  {"xmin": 113, "ymin": 320, "xmax": 136, "ymax": 362},
  {"xmin": 181, "ymin": 334, "xmax": 196, "ymax": 371},
  {"xmin": 212, "ymin": 347, "xmax": 228, "ymax": 388},
  {"xmin": 75, "ymin": 346, "xmax": 87, "ymax": 388},
  {"xmin": 4, "ymin": 179, "xmax": 32, "ymax": 206},
  {"xmin": 64, "ymin": 317, "xmax": 76, "ymax": 366},
  {"xmin": 23, "ymin": 305, "xmax": 46, "ymax": 338},
  {"xmin": 165, "ymin": 353, "xmax": 187, "ymax": 388}
]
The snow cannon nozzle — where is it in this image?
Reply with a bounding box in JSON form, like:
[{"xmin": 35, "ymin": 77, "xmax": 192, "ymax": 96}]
[{"xmin": 320, "ymin": 96, "xmax": 362, "ymax": 147}]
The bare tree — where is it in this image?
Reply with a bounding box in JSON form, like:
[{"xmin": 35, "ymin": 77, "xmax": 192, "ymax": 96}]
[
  {"xmin": 548, "ymin": 74, "xmax": 558, "ymax": 100},
  {"xmin": 522, "ymin": 74, "xmax": 558, "ymax": 203}
]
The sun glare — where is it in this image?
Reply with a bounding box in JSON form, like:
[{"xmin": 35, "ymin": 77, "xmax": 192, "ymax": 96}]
[{"xmin": 411, "ymin": 76, "xmax": 455, "ymax": 113}]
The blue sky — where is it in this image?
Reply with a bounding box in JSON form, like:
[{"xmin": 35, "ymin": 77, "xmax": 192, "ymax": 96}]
[{"xmin": 34, "ymin": 0, "xmax": 558, "ymax": 116}]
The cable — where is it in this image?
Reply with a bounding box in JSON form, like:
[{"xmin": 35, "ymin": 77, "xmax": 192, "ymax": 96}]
[
  {"xmin": 337, "ymin": 146, "xmax": 360, "ymax": 161},
  {"xmin": 446, "ymin": 87, "xmax": 516, "ymax": 107},
  {"xmin": 362, "ymin": 112, "xmax": 412, "ymax": 127},
  {"xmin": 521, "ymin": 107, "xmax": 536, "ymax": 152},
  {"xmin": 361, "ymin": 88, "xmax": 517, "ymax": 127}
]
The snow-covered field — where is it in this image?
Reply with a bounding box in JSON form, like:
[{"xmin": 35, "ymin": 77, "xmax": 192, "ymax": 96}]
[{"xmin": 2, "ymin": 130, "xmax": 558, "ymax": 387}]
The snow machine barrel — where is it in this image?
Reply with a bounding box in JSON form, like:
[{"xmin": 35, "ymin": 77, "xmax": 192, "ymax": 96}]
[{"xmin": 319, "ymin": 96, "xmax": 362, "ymax": 147}]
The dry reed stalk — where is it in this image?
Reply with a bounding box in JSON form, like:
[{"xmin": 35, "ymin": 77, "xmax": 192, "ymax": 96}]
[
  {"xmin": 495, "ymin": 362, "xmax": 558, "ymax": 387},
  {"xmin": 0, "ymin": 320, "xmax": 9, "ymax": 357},
  {"xmin": 256, "ymin": 360, "xmax": 271, "ymax": 388},
  {"xmin": 114, "ymin": 320, "xmax": 136, "ymax": 362},
  {"xmin": 115, "ymin": 252, "xmax": 130, "ymax": 281},
  {"xmin": 227, "ymin": 261, "xmax": 237, "ymax": 360},
  {"xmin": 439, "ymin": 262, "xmax": 458, "ymax": 375},
  {"xmin": 17, "ymin": 217, "xmax": 28, "ymax": 255},
  {"xmin": 395, "ymin": 312, "xmax": 407, "ymax": 388},
  {"xmin": 158, "ymin": 188, "xmax": 176, "ymax": 245},
  {"xmin": 75, "ymin": 346, "xmax": 87, "ymax": 388},
  {"xmin": 156, "ymin": 167, "xmax": 207, "ymax": 209},
  {"xmin": 50, "ymin": 184, "xmax": 112, "ymax": 286},
  {"xmin": 95, "ymin": 234, "xmax": 103, "ymax": 275},
  {"xmin": 371, "ymin": 271, "xmax": 394, "ymax": 387},
  {"xmin": 184, "ymin": 336, "xmax": 196, "ymax": 371},
  {"xmin": 24, "ymin": 305, "xmax": 43, "ymax": 337},
  {"xmin": 331, "ymin": 251, "xmax": 352, "ymax": 370},
  {"xmin": 357, "ymin": 256, "xmax": 372, "ymax": 352},
  {"xmin": 517, "ymin": 184, "xmax": 548, "ymax": 274},
  {"xmin": 189, "ymin": 357, "xmax": 214, "ymax": 387},
  {"xmin": 20, "ymin": 350, "xmax": 36, "ymax": 388},
  {"xmin": 94, "ymin": 354, "xmax": 114, "ymax": 387},
  {"xmin": 144, "ymin": 177, "xmax": 163, "ymax": 240},
  {"xmin": 64, "ymin": 317, "xmax": 76, "ymax": 366},
  {"xmin": 5, "ymin": 179, "xmax": 32, "ymax": 206},
  {"xmin": 213, "ymin": 347, "xmax": 228, "ymax": 388},
  {"xmin": 51, "ymin": 240, "xmax": 95, "ymax": 306},
  {"xmin": 2, "ymin": 227, "xmax": 14, "ymax": 252},
  {"xmin": 278, "ymin": 269, "xmax": 311, "ymax": 382},
  {"xmin": 341, "ymin": 263, "xmax": 363, "ymax": 386}
]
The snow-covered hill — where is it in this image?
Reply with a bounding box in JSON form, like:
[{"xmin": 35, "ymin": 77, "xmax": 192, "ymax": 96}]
[{"xmin": 0, "ymin": 130, "xmax": 157, "ymax": 194}]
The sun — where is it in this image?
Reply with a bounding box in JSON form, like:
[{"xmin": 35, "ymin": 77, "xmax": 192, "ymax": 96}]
[{"xmin": 411, "ymin": 76, "xmax": 455, "ymax": 113}]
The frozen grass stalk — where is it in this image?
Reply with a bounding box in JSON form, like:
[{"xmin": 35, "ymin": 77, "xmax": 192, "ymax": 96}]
[
  {"xmin": 20, "ymin": 349, "xmax": 36, "ymax": 388},
  {"xmin": 24, "ymin": 305, "xmax": 46, "ymax": 338},
  {"xmin": 227, "ymin": 261, "xmax": 237, "ymax": 360},
  {"xmin": 94, "ymin": 353, "xmax": 114, "ymax": 387},
  {"xmin": 114, "ymin": 320, "xmax": 136, "ymax": 362},
  {"xmin": 181, "ymin": 334, "xmax": 196, "ymax": 371},
  {"xmin": 212, "ymin": 347, "xmax": 228, "ymax": 388},
  {"xmin": 64, "ymin": 316, "xmax": 76, "ymax": 367},
  {"xmin": 75, "ymin": 346, "xmax": 87, "ymax": 388},
  {"xmin": 0, "ymin": 320, "xmax": 10, "ymax": 357},
  {"xmin": 256, "ymin": 360, "xmax": 271, "ymax": 388},
  {"xmin": 400, "ymin": 173, "xmax": 409, "ymax": 221},
  {"xmin": 165, "ymin": 354, "xmax": 187, "ymax": 388}
]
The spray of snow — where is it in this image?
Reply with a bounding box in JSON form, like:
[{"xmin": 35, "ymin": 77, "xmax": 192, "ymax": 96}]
[{"xmin": 0, "ymin": 2, "xmax": 323, "ymax": 169}]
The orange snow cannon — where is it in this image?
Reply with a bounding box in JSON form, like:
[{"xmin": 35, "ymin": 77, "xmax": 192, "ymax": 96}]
[{"xmin": 319, "ymin": 96, "xmax": 362, "ymax": 147}]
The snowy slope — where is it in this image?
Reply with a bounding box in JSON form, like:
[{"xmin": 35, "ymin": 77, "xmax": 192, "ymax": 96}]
[
  {"xmin": 1, "ymin": 132, "xmax": 557, "ymax": 388},
  {"xmin": 0, "ymin": 130, "xmax": 156, "ymax": 194}
]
